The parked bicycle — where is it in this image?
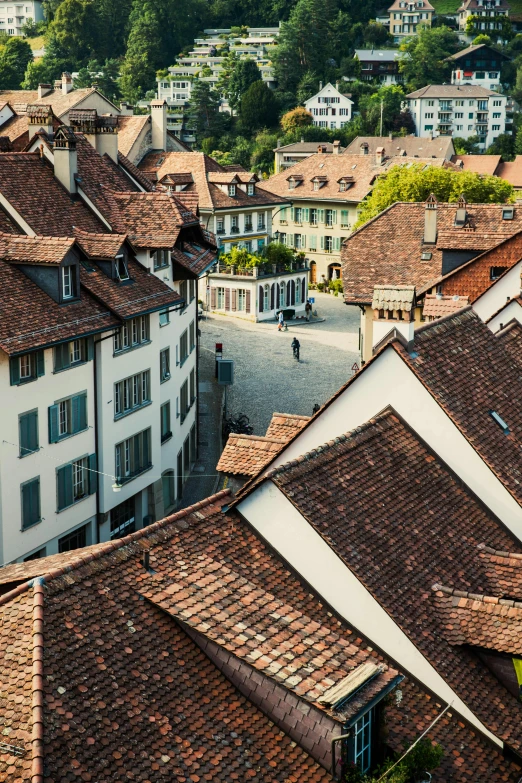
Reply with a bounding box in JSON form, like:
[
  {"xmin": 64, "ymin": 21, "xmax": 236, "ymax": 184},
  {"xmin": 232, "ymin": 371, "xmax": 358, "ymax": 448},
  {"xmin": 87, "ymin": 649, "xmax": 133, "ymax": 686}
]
[{"xmin": 222, "ymin": 413, "xmax": 254, "ymax": 438}]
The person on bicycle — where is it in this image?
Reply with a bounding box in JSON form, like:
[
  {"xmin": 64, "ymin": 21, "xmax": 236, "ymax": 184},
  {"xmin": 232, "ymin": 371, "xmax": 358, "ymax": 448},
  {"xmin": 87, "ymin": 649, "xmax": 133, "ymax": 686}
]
[{"xmin": 292, "ymin": 337, "xmax": 300, "ymax": 361}]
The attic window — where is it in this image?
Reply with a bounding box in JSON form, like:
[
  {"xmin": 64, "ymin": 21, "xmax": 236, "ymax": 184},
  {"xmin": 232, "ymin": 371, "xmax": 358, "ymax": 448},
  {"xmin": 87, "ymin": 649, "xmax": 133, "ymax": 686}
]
[
  {"xmin": 228, "ymin": 184, "xmax": 236, "ymax": 197},
  {"xmin": 490, "ymin": 266, "xmax": 507, "ymax": 280},
  {"xmin": 455, "ymin": 208, "xmax": 467, "ymax": 226},
  {"xmin": 116, "ymin": 255, "xmax": 130, "ymax": 282},
  {"xmin": 490, "ymin": 409, "xmax": 510, "ymax": 434},
  {"xmin": 421, "ymin": 252, "xmax": 432, "ymax": 261},
  {"xmin": 247, "ymin": 183, "xmax": 255, "ymax": 195},
  {"xmin": 503, "ymin": 207, "xmax": 514, "ymax": 220}
]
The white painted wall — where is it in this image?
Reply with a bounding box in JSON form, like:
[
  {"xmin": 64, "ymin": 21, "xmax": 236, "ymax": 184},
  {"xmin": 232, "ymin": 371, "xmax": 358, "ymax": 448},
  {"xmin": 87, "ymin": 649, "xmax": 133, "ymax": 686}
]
[
  {"xmin": 487, "ymin": 300, "xmax": 522, "ymax": 333},
  {"xmin": 472, "ymin": 260, "xmax": 522, "ymax": 324},
  {"xmin": 261, "ymin": 347, "xmax": 522, "ymax": 542},
  {"xmin": 372, "ymin": 319, "xmax": 414, "ymax": 348},
  {"xmin": 238, "ymin": 481, "xmax": 500, "ymax": 746}
]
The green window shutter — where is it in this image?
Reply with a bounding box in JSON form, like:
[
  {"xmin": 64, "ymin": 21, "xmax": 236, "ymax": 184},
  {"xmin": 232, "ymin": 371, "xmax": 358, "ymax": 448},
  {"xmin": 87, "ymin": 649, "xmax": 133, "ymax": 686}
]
[
  {"xmin": 290, "ymin": 207, "xmax": 295, "ymax": 221},
  {"xmin": 36, "ymin": 350, "xmax": 45, "ymax": 377},
  {"xmin": 341, "ymin": 209, "xmax": 349, "ymax": 224},
  {"xmin": 88, "ymin": 453, "xmax": 97, "ymax": 495},
  {"xmin": 143, "ymin": 428, "xmax": 150, "ymax": 466},
  {"xmin": 87, "ymin": 337, "xmax": 94, "ymax": 361},
  {"xmin": 54, "ymin": 343, "xmax": 70, "ymax": 372},
  {"xmin": 57, "ymin": 463, "xmax": 73, "ymax": 511},
  {"xmin": 334, "ymin": 237, "xmax": 341, "ymax": 251},
  {"xmin": 309, "ymin": 235, "xmax": 316, "ymax": 250},
  {"xmin": 303, "ymin": 208, "xmax": 309, "ymax": 222},
  {"xmin": 48, "ymin": 404, "xmax": 59, "ymax": 443},
  {"xmin": 9, "ymin": 357, "xmax": 20, "ymax": 386},
  {"xmin": 319, "ymin": 209, "xmax": 325, "ymax": 224},
  {"xmin": 20, "ymin": 411, "xmax": 38, "ymax": 456},
  {"xmin": 301, "ymin": 234, "xmax": 306, "ymax": 247},
  {"xmin": 72, "ymin": 394, "xmax": 87, "ymax": 433},
  {"xmin": 320, "ymin": 236, "xmax": 325, "ymax": 250},
  {"xmin": 332, "ymin": 210, "xmax": 337, "ymax": 224},
  {"xmin": 22, "ymin": 478, "xmax": 40, "ymax": 529}
]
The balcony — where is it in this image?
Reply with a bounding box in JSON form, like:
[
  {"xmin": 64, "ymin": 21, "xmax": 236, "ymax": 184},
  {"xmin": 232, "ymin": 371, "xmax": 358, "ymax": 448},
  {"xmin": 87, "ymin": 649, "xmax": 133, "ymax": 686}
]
[
  {"xmin": 244, "ymin": 223, "xmax": 253, "ymax": 233},
  {"xmin": 216, "ymin": 228, "xmax": 225, "ymax": 235},
  {"xmin": 212, "ymin": 258, "xmax": 309, "ymax": 278},
  {"xmin": 230, "ymin": 225, "xmax": 240, "ymax": 234},
  {"xmin": 257, "ymin": 223, "xmax": 266, "ymax": 232}
]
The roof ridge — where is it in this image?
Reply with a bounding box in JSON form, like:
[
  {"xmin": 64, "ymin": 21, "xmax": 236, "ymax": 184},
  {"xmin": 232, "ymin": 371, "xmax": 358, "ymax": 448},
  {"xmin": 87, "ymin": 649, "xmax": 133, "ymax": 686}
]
[
  {"xmin": 30, "ymin": 578, "xmax": 44, "ymax": 783},
  {"xmin": 264, "ymin": 407, "xmax": 397, "ymax": 480},
  {"xmin": 271, "ymin": 412, "xmax": 311, "ymax": 421},
  {"xmin": 0, "ymin": 490, "xmax": 230, "ymax": 604},
  {"xmin": 411, "ymin": 305, "xmax": 474, "ymax": 338},
  {"xmin": 227, "ymin": 434, "xmax": 288, "ymax": 444},
  {"xmin": 494, "ymin": 318, "xmax": 522, "ymax": 338},
  {"xmin": 432, "ymin": 583, "xmax": 522, "ymax": 609},
  {"xmin": 478, "ymin": 542, "xmax": 522, "ymax": 560}
]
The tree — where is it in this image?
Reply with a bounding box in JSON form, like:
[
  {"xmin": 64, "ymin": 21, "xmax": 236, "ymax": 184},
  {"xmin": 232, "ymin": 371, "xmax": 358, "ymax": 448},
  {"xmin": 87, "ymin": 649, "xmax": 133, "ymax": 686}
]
[
  {"xmin": 239, "ymin": 80, "xmax": 279, "ymax": 133},
  {"xmin": 453, "ymin": 135, "xmax": 480, "ymax": 155},
  {"xmin": 355, "ymin": 163, "xmax": 514, "ymax": 228},
  {"xmin": 119, "ymin": 2, "xmax": 161, "ymax": 103},
  {"xmin": 359, "ymin": 84, "xmax": 407, "ymax": 135},
  {"xmin": 515, "ymin": 125, "xmax": 522, "ymax": 155},
  {"xmin": 73, "ymin": 58, "xmax": 121, "ymax": 101},
  {"xmin": 363, "ymin": 21, "xmax": 389, "ymax": 46},
  {"xmin": 472, "ymin": 34, "xmax": 492, "ymax": 45},
  {"xmin": 466, "ymin": 13, "xmax": 512, "ymax": 40},
  {"xmin": 50, "ymin": 0, "xmax": 99, "ymax": 63},
  {"xmin": 280, "ymin": 106, "xmax": 313, "ymax": 133},
  {"xmin": 187, "ymin": 80, "xmax": 227, "ymax": 143},
  {"xmin": 296, "ymin": 70, "xmax": 320, "ymax": 103},
  {"xmin": 398, "ymin": 26, "xmax": 460, "ymax": 90},
  {"xmin": 0, "ymin": 37, "xmax": 33, "ymax": 89},
  {"xmin": 228, "ymin": 58, "xmax": 260, "ymax": 111},
  {"xmin": 486, "ymin": 132, "xmax": 515, "ymax": 160}
]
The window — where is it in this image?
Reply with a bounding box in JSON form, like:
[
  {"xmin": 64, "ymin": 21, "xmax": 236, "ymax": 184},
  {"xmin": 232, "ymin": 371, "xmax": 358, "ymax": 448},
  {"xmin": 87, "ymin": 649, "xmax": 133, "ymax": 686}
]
[
  {"xmin": 59, "ymin": 523, "xmax": 88, "ymax": 553},
  {"xmin": 325, "ymin": 209, "xmax": 336, "ymax": 227},
  {"xmin": 49, "ymin": 393, "xmax": 87, "ymax": 442},
  {"xmin": 24, "ymin": 548, "xmax": 46, "ymax": 562},
  {"xmin": 54, "ymin": 338, "xmax": 93, "ymax": 372},
  {"xmin": 10, "ymin": 350, "xmax": 44, "ymax": 385},
  {"xmin": 294, "ymin": 207, "xmax": 302, "ymax": 224},
  {"xmin": 295, "ymin": 279, "xmax": 301, "ymax": 305},
  {"xmin": 110, "ymin": 498, "xmax": 135, "ymax": 539},
  {"xmin": 490, "ymin": 266, "xmax": 507, "ymax": 280},
  {"xmin": 424, "ymin": 112, "xmax": 433, "ymax": 119},
  {"xmin": 263, "ymin": 284, "xmax": 270, "ymax": 311},
  {"xmin": 238, "ymin": 288, "xmax": 246, "ymax": 311},
  {"xmin": 455, "ymin": 112, "xmax": 463, "ymax": 119},
  {"xmin": 258, "ymin": 212, "xmax": 266, "ymax": 230},
  {"xmin": 159, "ymin": 309, "xmax": 170, "ymax": 327},
  {"xmin": 62, "ymin": 265, "xmax": 76, "ymax": 299},
  {"xmin": 228, "ymin": 184, "xmax": 236, "ymax": 197},
  {"xmin": 492, "ymin": 124, "xmax": 500, "ymax": 130},
  {"xmin": 21, "ymin": 476, "xmax": 40, "ymax": 530},
  {"xmin": 247, "ymin": 183, "xmax": 255, "ymax": 195},
  {"xmin": 162, "ymin": 470, "xmax": 175, "ymax": 511},
  {"xmin": 503, "ymin": 207, "xmax": 514, "ymax": 220},
  {"xmin": 280, "ymin": 207, "xmax": 287, "ymax": 222},
  {"xmin": 115, "ymin": 255, "xmax": 129, "ymax": 281},
  {"xmin": 189, "ymin": 320, "xmax": 195, "ymax": 351},
  {"xmin": 279, "ymin": 281, "xmax": 286, "ymax": 308},
  {"xmin": 354, "ymin": 709, "xmax": 373, "ymax": 773},
  {"xmin": 57, "ymin": 455, "xmax": 96, "ymax": 511},
  {"xmin": 19, "ymin": 410, "xmax": 38, "ymax": 457},
  {"xmin": 190, "ymin": 368, "xmax": 195, "ymax": 403},
  {"xmin": 340, "ymin": 210, "xmax": 350, "ymax": 227},
  {"xmin": 114, "ymin": 315, "xmax": 149, "ymax": 353},
  {"xmin": 427, "ymin": 100, "xmax": 434, "ymax": 106},
  {"xmin": 231, "ymin": 215, "xmax": 239, "ymax": 233},
  {"xmin": 324, "ymin": 236, "xmax": 333, "ymax": 252},
  {"xmin": 114, "ymin": 371, "xmax": 150, "ymax": 418},
  {"xmin": 161, "ymin": 401, "xmax": 172, "ymax": 442},
  {"xmin": 216, "ymin": 218, "xmax": 225, "ymax": 234},
  {"xmin": 493, "ymin": 99, "xmax": 501, "ymax": 106},
  {"xmin": 153, "ymin": 249, "xmax": 170, "ymax": 270},
  {"xmin": 180, "ymin": 379, "xmax": 189, "ymax": 422},
  {"xmin": 115, "ymin": 429, "xmax": 151, "ymax": 484},
  {"xmin": 160, "ymin": 348, "xmax": 171, "ymax": 382},
  {"xmin": 493, "ymin": 112, "xmax": 501, "ymax": 118},
  {"xmin": 310, "ymin": 208, "xmax": 318, "ymax": 226},
  {"xmin": 469, "ymin": 112, "xmax": 474, "ymax": 119},
  {"xmin": 217, "ymin": 287, "xmax": 225, "ymax": 309}
]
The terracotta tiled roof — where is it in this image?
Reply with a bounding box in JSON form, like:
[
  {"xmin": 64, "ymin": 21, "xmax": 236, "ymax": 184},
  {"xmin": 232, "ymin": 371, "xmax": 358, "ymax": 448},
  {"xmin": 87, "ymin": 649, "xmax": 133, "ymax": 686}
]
[
  {"xmin": 268, "ymin": 408, "xmax": 522, "ymax": 755},
  {"xmin": 423, "ymin": 293, "xmax": 469, "ymax": 318},
  {"xmin": 494, "ymin": 317, "xmax": 522, "ymax": 369},
  {"xmin": 105, "ymin": 191, "xmax": 199, "ymax": 249},
  {"xmin": 458, "ymin": 0, "xmax": 509, "ymax": 10},
  {"xmin": 451, "ymin": 154, "xmax": 501, "ymax": 176},
  {"xmin": 0, "ymin": 260, "xmax": 119, "ymax": 354},
  {"xmin": 496, "ymin": 157, "xmax": 522, "ymax": 188},
  {"xmin": 446, "ymin": 43, "xmax": 511, "ymax": 62},
  {"xmin": 117, "ymin": 151, "xmax": 154, "ymax": 192},
  {"xmin": 0, "ymin": 113, "xmax": 30, "ymax": 150},
  {"xmin": 0, "ymin": 232, "xmax": 74, "ymax": 264},
  {"xmin": 344, "ymin": 135, "xmax": 453, "ymax": 159},
  {"xmin": 73, "ymin": 230, "xmax": 127, "ymax": 259},
  {"xmin": 433, "ymin": 584, "xmax": 522, "ymax": 654},
  {"xmin": 171, "ymin": 243, "xmax": 216, "ymax": 277},
  {"xmin": 265, "ymin": 412, "xmax": 311, "ymax": 439},
  {"xmin": 372, "ymin": 285, "xmax": 415, "ymax": 311},
  {"xmin": 407, "ymin": 84, "xmax": 499, "ymax": 99},
  {"xmin": 117, "ymin": 114, "xmax": 149, "ymax": 156},
  {"xmin": 217, "ymin": 434, "xmax": 287, "ymax": 476},
  {"xmin": 388, "ymin": 0, "xmax": 434, "ymax": 8},
  {"xmin": 168, "ymin": 188, "xmax": 199, "ymax": 214},
  {"xmin": 342, "ymin": 202, "xmax": 522, "ymax": 304},
  {"xmin": 478, "ymin": 542, "xmax": 522, "ymax": 596},
  {"xmin": 0, "ymin": 152, "xmax": 107, "ymax": 235}
]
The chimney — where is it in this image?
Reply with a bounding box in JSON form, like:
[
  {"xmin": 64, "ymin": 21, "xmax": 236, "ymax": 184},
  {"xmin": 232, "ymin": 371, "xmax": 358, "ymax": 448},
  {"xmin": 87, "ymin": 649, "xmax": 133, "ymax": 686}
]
[
  {"xmin": 424, "ymin": 194, "xmax": 438, "ymax": 244},
  {"xmin": 150, "ymin": 98, "xmax": 168, "ymax": 151},
  {"xmin": 375, "ymin": 146, "xmax": 385, "ymax": 165},
  {"xmin": 37, "ymin": 83, "xmax": 53, "ymax": 100},
  {"xmin": 95, "ymin": 115, "xmax": 119, "ymax": 163},
  {"xmin": 335, "ymin": 81, "xmax": 339, "ymax": 91},
  {"xmin": 277, "ymin": 138, "xmax": 282, "ymax": 148},
  {"xmin": 53, "ymin": 127, "xmax": 77, "ymax": 194},
  {"xmin": 333, "ymin": 140, "xmax": 340, "ymax": 155},
  {"xmin": 319, "ymin": 81, "xmax": 323, "ymax": 90},
  {"xmin": 119, "ymin": 101, "xmax": 134, "ymax": 116},
  {"xmin": 61, "ymin": 72, "xmax": 73, "ymax": 95},
  {"xmin": 27, "ymin": 105, "xmax": 54, "ymax": 139}
]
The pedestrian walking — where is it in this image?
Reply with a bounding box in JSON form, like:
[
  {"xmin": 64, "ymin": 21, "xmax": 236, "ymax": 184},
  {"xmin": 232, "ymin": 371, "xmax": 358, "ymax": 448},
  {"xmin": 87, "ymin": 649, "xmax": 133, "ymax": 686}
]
[
  {"xmin": 278, "ymin": 310, "xmax": 284, "ymax": 331},
  {"xmin": 305, "ymin": 301, "xmax": 312, "ymax": 322},
  {"xmin": 312, "ymin": 403, "xmax": 320, "ymax": 415}
]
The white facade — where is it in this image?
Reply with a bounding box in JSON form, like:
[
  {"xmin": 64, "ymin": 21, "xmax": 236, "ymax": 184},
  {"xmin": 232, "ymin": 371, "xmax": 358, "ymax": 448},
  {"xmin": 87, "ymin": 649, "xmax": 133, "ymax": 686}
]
[
  {"xmin": 407, "ymin": 88, "xmax": 507, "ymax": 149},
  {"xmin": 206, "ymin": 268, "xmax": 309, "ymax": 322},
  {"xmin": 209, "ymin": 206, "xmax": 273, "ymax": 254},
  {"xmin": 0, "ymin": 0, "xmax": 43, "ymax": 35},
  {"xmin": 472, "ymin": 259, "xmax": 522, "ymax": 328},
  {"xmin": 304, "ymin": 83, "xmax": 354, "ymax": 130}
]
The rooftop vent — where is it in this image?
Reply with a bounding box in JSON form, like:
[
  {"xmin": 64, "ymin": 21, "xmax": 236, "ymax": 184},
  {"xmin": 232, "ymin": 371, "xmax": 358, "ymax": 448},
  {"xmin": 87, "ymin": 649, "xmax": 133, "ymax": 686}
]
[{"xmin": 490, "ymin": 410, "xmax": 509, "ymax": 435}]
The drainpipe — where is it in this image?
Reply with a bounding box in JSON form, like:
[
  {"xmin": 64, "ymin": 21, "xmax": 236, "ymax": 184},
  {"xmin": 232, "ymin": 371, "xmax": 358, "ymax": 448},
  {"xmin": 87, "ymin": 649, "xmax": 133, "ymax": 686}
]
[{"xmin": 331, "ymin": 731, "xmax": 351, "ymax": 779}]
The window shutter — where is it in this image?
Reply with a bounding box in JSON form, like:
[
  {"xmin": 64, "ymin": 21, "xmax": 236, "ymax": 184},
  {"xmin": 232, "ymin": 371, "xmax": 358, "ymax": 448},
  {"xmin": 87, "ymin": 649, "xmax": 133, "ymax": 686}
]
[
  {"xmin": 334, "ymin": 237, "xmax": 341, "ymax": 252},
  {"xmin": 302, "ymin": 277, "xmax": 306, "ymax": 303},
  {"xmin": 211, "ymin": 287, "xmax": 216, "ymax": 308},
  {"xmin": 9, "ymin": 357, "xmax": 20, "ymax": 386},
  {"xmin": 246, "ymin": 290, "xmax": 251, "ymax": 313},
  {"xmin": 270, "ymin": 283, "xmax": 275, "ymax": 310},
  {"xmin": 286, "ymin": 282, "xmax": 291, "ymax": 307},
  {"xmin": 225, "ymin": 288, "xmax": 231, "ymax": 311},
  {"xmin": 291, "ymin": 207, "xmax": 295, "ymax": 222},
  {"xmin": 57, "ymin": 463, "xmax": 73, "ymax": 510},
  {"xmin": 231, "ymin": 289, "xmax": 237, "ymax": 311},
  {"xmin": 259, "ymin": 286, "xmax": 264, "ymax": 313},
  {"xmin": 320, "ymin": 236, "xmax": 325, "ymax": 250},
  {"xmin": 88, "ymin": 453, "xmax": 97, "ymax": 495},
  {"xmin": 304, "ymin": 208, "xmax": 309, "ymax": 222},
  {"xmin": 319, "ymin": 209, "xmax": 325, "ymax": 224},
  {"xmin": 21, "ymin": 411, "xmax": 38, "ymax": 455},
  {"xmin": 134, "ymin": 434, "xmax": 141, "ymax": 474},
  {"xmin": 301, "ymin": 234, "xmax": 306, "ymax": 247},
  {"xmin": 143, "ymin": 428, "xmax": 150, "ymax": 466},
  {"xmin": 72, "ymin": 394, "xmax": 87, "ymax": 433},
  {"xmin": 341, "ymin": 209, "xmax": 349, "ymax": 224},
  {"xmin": 36, "ymin": 350, "xmax": 45, "ymax": 377},
  {"xmin": 332, "ymin": 209, "xmax": 337, "ymax": 224},
  {"xmin": 291, "ymin": 280, "xmax": 295, "ymax": 306},
  {"xmin": 22, "ymin": 478, "xmax": 40, "ymax": 529},
  {"xmin": 276, "ymin": 283, "xmax": 280, "ymax": 306},
  {"xmin": 54, "ymin": 343, "xmax": 69, "ymax": 372},
  {"xmin": 87, "ymin": 337, "xmax": 94, "ymax": 361},
  {"xmin": 48, "ymin": 404, "xmax": 59, "ymax": 443},
  {"xmin": 310, "ymin": 235, "xmax": 316, "ymax": 250}
]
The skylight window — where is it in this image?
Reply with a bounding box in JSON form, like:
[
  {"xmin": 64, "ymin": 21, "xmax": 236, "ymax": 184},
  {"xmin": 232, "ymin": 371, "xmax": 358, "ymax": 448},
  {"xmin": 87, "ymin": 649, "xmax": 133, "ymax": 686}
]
[
  {"xmin": 502, "ymin": 207, "xmax": 514, "ymax": 220},
  {"xmin": 421, "ymin": 252, "xmax": 432, "ymax": 261},
  {"xmin": 490, "ymin": 410, "xmax": 509, "ymax": 434}
]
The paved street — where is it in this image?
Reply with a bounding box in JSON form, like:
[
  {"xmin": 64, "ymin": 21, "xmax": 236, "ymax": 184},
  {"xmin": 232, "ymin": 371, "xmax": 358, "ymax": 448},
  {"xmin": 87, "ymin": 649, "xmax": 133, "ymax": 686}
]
[{"xmin": 200, "ymin": 292, "xmax": 361, "ymax": 436}]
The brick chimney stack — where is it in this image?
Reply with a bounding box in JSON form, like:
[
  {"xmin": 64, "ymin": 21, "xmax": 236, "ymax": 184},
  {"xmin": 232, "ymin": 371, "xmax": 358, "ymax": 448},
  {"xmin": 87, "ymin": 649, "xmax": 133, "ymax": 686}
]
[
  {"xmin": 61, "ymin": 72, "xmax": 73, "ymax": 95},
  {"xmin": 424, "ymin": 194, "xmax": 438, "ymax": 244}
]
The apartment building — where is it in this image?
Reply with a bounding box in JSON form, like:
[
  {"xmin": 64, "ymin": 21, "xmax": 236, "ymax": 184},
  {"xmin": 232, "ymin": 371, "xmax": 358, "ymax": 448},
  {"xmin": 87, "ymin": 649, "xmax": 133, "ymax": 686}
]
[
  {"xmin": 388, "ymin": 0, "xmax": 434, "ymax": 42},
  {"xmin": 458, "ymin": 0, "xmax": 511, "ymax": 35},
  {"xmin": 138, "ymin": 150, "xmax": 287, "ymax": 254},
  {"xmin": 0, "ymin": 0, "xmax": 42, "ymax": 34},
  {"xmin": 446, "ymin": 43, "xmax": 510, "ymax": 90},
  {"xmin": 354, "ymin": 49, "xmax": 402, "ymax": 84},
  {"xmin": 303, "ymin": 82, "xmax": 354, "ymax": 130},
  {"xmin": 406, "ymin": 84, "xmax": 508, "ymax": 149},
  {"xmin": 0, "ymin": 119, "xmax": 216, "ymax": 563}
]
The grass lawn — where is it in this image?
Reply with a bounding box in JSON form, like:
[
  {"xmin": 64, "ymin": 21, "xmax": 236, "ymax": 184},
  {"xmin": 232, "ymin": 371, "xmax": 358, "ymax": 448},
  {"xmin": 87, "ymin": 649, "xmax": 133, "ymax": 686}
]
[
  {"xmin": 431, "ymin": 0, "xmax": 461, "ymax": 13},
  {"xmin": 26, "ymin": 35, "xmax": 44, "ymax": 51}
]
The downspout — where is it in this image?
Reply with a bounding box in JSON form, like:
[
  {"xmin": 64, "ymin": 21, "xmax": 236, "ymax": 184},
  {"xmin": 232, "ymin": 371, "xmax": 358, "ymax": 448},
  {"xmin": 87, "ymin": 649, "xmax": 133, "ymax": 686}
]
[{"xmin": 331, "ymin": 731, "xmax": 351, "ymax": 779}]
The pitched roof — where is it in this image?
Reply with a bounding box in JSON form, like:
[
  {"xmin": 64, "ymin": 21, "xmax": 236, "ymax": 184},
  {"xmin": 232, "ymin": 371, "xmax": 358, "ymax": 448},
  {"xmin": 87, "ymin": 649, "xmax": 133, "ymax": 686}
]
[
  {"xmin": 496, "ymin": 157, "xmax": 522, "ymax": 189},
  {"xmin": 117, "ymin": 151, "xmax": 155, "ymax": 192},
  {"xmin": 445, "ymin": 43, "xmax": 510, "ymax": 62},
  {"xmin": 217, "ymin": 434, "xmax": 287, "ymax": 476},
  {"xmin": 388, "ymin": 0, "xmax": 434, "ymax": 8},
  {"xmin": 407, "ymin": 84, "xmax": 500, "ymax": 99},
  {"xmin": 451, "ymin": 154, "xmax": 501, "ymax": 175},
  {"xmin": 116, "ymin": 114, "xmax": 150, "ymax": 157},
  {"xmin": 274, "ymin": 141, "xmax": 341, "ymax": 153},
  {"xmin": 372, "ymin": 285, "xmax": 415, "ymax": 311},
  {"xmin": 268, "ymin": 408, "xmax": 522, "ymax": 755},
  {"xmin": 343, "ymin": 135, "xmax": 454, "ymax": 159},
  {"xmin": 354, "ymin": 49, "xmax": 400, "ymax": 62},
  {"xmin": 0, "ymin": 233, "xmax": 74, "ymax": 264},
  {"xmin": 342, "ymin": 202, "xmax": 522, "ymax": 304},
  {"xmin": 423, "ymin": 293, "xmax": 469, "ymax": 318},
  {"xmin": 105, "ymin": 191, "xmax": 199, "ymax": 249},
  {"xmin": 265, "ymin": 412, "xmax": 311, "ymax": 439},
  {"xmin": 73, "ymin": 230, "xmax": 127, "ymax": 259}
]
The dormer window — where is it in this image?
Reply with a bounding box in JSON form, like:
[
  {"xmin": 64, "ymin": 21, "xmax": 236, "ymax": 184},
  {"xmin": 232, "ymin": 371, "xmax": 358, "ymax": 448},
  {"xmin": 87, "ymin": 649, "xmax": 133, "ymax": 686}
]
[
  {"xmin": 313, "ymin": 181, "xmax": 320, "ymax": 191},
  {"xmin": 62, "ymin": 266, "xmax": 77, "ymax": 300},
  {"xmin": 153, "ymin": 249, "xmax": 170, "ymax": 270},
  {"xmin": 247, "ymin": 183, "xmax": 255, "ymax": 195},
  {"xmin": 116, "ymin": 255, "xmax": 130, "ymax": 281},
  {"xmin": 228, "ymin": 184, "xmax": 236, "ymax": 197}
]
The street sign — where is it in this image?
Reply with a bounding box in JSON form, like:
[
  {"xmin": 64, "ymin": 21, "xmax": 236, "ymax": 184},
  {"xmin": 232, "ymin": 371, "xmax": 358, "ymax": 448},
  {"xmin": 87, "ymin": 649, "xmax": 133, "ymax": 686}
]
[
  {"xmin": 309, "ymin": 297, "xmax": 315, "ymax": 304},
  {"xmin": 351, "ymin": 362, "xmax": 359, "ymax": 373},
  {"xmin": 217, "ymin": 359, "xmax": 234, "ymax": 385}
]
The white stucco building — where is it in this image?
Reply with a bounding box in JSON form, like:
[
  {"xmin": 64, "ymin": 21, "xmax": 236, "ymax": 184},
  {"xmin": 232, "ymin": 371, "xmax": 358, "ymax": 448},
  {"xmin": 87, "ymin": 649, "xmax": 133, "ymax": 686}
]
[
  {"xmin": 304, "ymin": 83, "xmax": 354, "ymax": 130},
  {"xmin": 0, "ymin": 0, "xmax": 43, "ymax": 34}
]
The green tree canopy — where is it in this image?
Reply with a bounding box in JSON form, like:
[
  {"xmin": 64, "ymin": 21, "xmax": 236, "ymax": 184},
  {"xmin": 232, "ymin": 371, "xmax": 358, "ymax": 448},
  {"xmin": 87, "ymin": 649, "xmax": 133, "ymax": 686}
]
[
  {"xmin": 398, "ymin": 25, "xmax": 460, "ymax": 90},
  {"xmin": 239, "ymin": 80, "xmax": 279, "ymax": 133},
  {"xmin": 73, "ymin": 58, "xmax": 121, "ymax": 101},
  {"xmin": 358, "ymin": 84, "xmax": 407, "ymax": 135},
  {"xmin": 486, "ymin": 132, "xmax": 515, "ymax": 160},
  {"xmin": 280, "ymin": 106, "xmax": 313, "ymax": 132},
  {"xmin": 187, "ymin": 80, "xmax": 228, "ymax": 143},
  {"xmin": 50, "ymin": 0, "xmax": 99, "ymax": 63},
  {"xmin": 228, "ymin": 58, "xmax": 261, "ymax": 111},
  {"xmin": 0, "ymin": 37, "xmax": 33, "ymax": 89},
  {"xmin": 355, "ymin": 164, "xmax": 514, "ymax": 228}
]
